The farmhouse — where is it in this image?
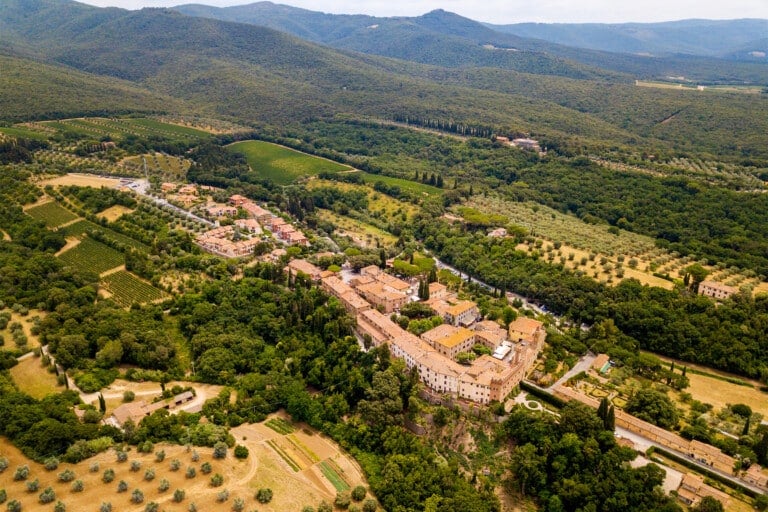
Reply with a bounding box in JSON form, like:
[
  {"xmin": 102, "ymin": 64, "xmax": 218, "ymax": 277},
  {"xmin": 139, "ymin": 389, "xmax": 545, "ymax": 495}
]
[
  {"xmin": 107, "ymin": 391, "xmax": 195, "ymax": 428},
  {"xmin": 698, "ymin": 280, "xmax": 736, "ymax": 301},
  {"xmin": 512, "ymin": 138, "xmax": 542, "ymax": 152}
]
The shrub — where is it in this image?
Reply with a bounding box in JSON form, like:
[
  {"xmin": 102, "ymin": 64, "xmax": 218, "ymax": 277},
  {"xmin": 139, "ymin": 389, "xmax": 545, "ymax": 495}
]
[
  {"xmin": 216, "ymin": 489, "xmax": 229, "ymax": 503},
  {"xmin": 302, "ymin": 507, "xmax": 315, "ymax": 512},
  {"xmin": 350, "ymin": 506, "xmax": 361, "ymax": 512},
  {"xmin": 200, "ymin": 462, "xmax": 212, "ymax": 474},
  {"xmin": 191, "ymin": 450, "xmax": 199, "ymax": 462},
  {"xmin": 352, "ymin": 486, "xmax": 366, "ymax": 501},
  {"xmin": 89, "ymin": 462, "xmax": 100, "ymax": 473},
  {"xmin": 44, "ymin": 457, "xmax": 59, "ymax": 471},
  {"xmin": 256, "ymin": 488, "xmax": 273, "ymax": 504},
  {"xmin": 173, "ymin": 489, "xmax": 186, "ymax": 503},
  {"xmin": 100, "ymin": 503, "xmax": 112, "ymax": 512},
  {"xmin": 158, "ymin": 479, "xmax": 170, "ymax": 492},
  {"xmin": 362, "ymin": 498, "xmax": 378, "ymax": 512},
  {"xmin": 138, "ymin": 441, "xmax": 153, "ymax": 453},
  {"xmin": 145, "ymin": 502, "xmax": 158, "ymax": 512},
  {"xmin": 0, "ymin": 458, "xmax": 7, "ymax": 473},
  {"xmin": 188, "ymin": 503, "xmax": 197, "ymax": 512},
  {"xmin": 169, "ymin": 459, "xmax": 181, "ymax": 471},
  {"xmin": 318, "ymin": 501, "xmax": 333, "ymax": 512},
  {"xmin": 58, "ymin": 469, "xmax": 75, "ymax": 482},
  {"xmin": 335, "ymin": 492, "xmax": 351, "ymax": 509},
  {"xmin": 102, "ymin": 468, "xmax": 115, "ymax": 483},
  {"xmin": 154, "ymin": 450, "xmax": 165, "ymax": 462},
  {"xmin": 130, "ymin": 461, "xmax": 142, "ymax": 472},
  {"xmin": 6, "ymin": 499, "xmax": 21, "ymax": 512},
  {"xmin": 116, "ymin": 451, "xmax": 128, "ymax": 463},
  {"xmin": 210, "ymin": 473, "xmax": 224, "ymax": 487},
  {"xmin": 213, "ymin": 442, "xmax": 227, "ymax": 459},
  {"xmin": 54, "ymin": 501, "xmax": 65, "ymax": 512},
  {"xmin": 144, "ymin": 468, "xmax": 155, "ymax": 481},
  {"xmin": 71, "ymin": 480, "xmax": 84, "ymax": 492},
  {"xmin": 26, "ymin": 478, "xmax": 39, "ymax": 492},
  {"xmin": 123, "ymin": 390, "xmax": 135, "ymax": 402},
  {"xmin": 131, "ymin": 489, "xmax": 145, "ymax": 504},
  {"xmin": 232, "ymin": 497, "xmax": 245, "ymax": 512},
  {"xmin": 732, "ymin": 403, "xmax": 753, "ymax": 418},
  {"xmin": 0, "ymin": 490, "xmax": 5, "ymax": 504},
  {"xmin": 39, "ymin": 487, "xmax": 56, "ymax": 504},
  {"xmin": 13, "ymin": 465, "xmax": 29, "ymax": 481},
  {"xmin": 185, "ymin": 467, "xmax": 196, "ymax": 479},
  {"xmin": 117, "ymin": 480, "xmax": 128, "ymax": 493},
  {"xmin": 233, "ymin": 445, "xmax": 248, "ymax": 459}
]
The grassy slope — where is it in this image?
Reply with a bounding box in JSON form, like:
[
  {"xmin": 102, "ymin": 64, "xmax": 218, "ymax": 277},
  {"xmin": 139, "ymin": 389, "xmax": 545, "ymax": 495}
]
[{"xmin": 228, "ymin": 140, "xmax": 350, "ymax": 184}]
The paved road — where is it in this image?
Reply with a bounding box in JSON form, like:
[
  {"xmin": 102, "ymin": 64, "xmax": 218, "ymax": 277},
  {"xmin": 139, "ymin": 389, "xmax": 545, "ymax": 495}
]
[{"xmin": 549, "ymin": 353, "xmax": 597, "ymax": 390}]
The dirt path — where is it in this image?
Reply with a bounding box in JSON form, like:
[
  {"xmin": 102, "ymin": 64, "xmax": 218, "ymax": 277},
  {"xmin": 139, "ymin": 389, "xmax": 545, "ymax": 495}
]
[
  {"xmin": 100, "ymin": 264, "xmax": 126, "ymax": 278},
  {"xmin": 55, "ymin": 236, "xmax": 81, "ymax": 256}
]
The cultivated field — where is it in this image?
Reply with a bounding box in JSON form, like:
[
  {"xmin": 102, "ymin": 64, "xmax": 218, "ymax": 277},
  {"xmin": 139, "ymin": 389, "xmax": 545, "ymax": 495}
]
[
  {"xmin": 122, "ymin": 153, "xmax": 191, "ymax": 180},
  {"xmin": 62, "ymin": 220, "xmax": 150, "ymax": 252},
  {"xmin": 465, "ymin": 196, "xmax": 767, "ymax": 292},
  {"xmin": 317, "ymin": 209, "xmax": 397, "ymax": 248},
  {"xmin": 58, "ymin": 238, "xmax": 124, "ymax": 275},
  {"xmin": 307, "ymin": 178, "xmax": 419, "ymax": 220},
  {"xmin": 24, "ymin": 201, "xmax": 79, "ymax": 228},
  {"xmin": 0, "ymin": 412, "xmax": 373, "ymax": 512},
  {"xmin": 101, "ymin": 270, "xmax": 165, "ymax": 307},
  {"xmin": 228, "ymin": 140, "xmax": 351, "ymax": 185}
]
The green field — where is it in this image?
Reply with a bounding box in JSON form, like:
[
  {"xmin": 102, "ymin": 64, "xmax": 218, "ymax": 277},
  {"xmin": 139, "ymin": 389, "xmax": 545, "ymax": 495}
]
[
  {"xmin": 101, "ymin": 270, "xmax": 164, "ymax": 306},
  {"xmin": 0, "ymin": 126, "xmax": 51, "ymax": 140},
  {"xmin": 58, "ymin": 238, "xmax": 124, "ymax": 275},
  {"xmin": 318, "ymin": 460, "xmax": 350, "ymax": 491},
  {"xmin": 361, "ymin": 172, "xmax": 443, "ymax": 196},
  {"xmin": 228, "ymin": 140, "xmax": 351, "ymax": 185},
  {"xmin": 25, "ymin": 202, "xmax": 79, "ymax": 228},
  {"xmin": 265, "ymin": 417, "xmax": 295, "ymax": 435}
]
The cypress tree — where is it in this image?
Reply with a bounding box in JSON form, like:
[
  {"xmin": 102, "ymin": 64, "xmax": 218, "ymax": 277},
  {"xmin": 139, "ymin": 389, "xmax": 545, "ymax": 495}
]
[
  {"xmin": 743, "ymin": 417, "xmax": 751, "ymax": 436},
  {"xmin": 606, "ymin": 406, "xmax": 615, "ymax": 431},
  {"xmin": 597, "ymin": 397, "xmax": 608, "ymax": 425},
  {"xmin": 98, "ymin": 394, "xmax": 106, "ymax": 413}
]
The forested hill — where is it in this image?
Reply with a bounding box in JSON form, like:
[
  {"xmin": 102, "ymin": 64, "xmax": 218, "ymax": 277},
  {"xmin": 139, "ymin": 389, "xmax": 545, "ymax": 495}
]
[
  {"xmin": 173, "ymin": 2, "xmax": 768, "ymax": 84},
  {"xmin": 488, "ymin": 18, "xmax": 768, "ymax": 61},
  {"xmin": 3, "ymin": 0, "xmax": 768, "ymax": 160}
]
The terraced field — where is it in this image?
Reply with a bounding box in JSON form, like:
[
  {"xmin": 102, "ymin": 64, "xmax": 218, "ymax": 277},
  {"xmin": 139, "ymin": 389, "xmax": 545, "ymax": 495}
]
[{"xmin": 228, "ymin": 140, "xmax": 351, "ymax": 185}]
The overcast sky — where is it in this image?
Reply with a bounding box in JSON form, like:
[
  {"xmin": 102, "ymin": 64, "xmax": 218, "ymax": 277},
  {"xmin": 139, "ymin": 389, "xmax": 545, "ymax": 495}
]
[{"xmin": 78, "ymin": 0, "xmax": 768, "ymax": 24}]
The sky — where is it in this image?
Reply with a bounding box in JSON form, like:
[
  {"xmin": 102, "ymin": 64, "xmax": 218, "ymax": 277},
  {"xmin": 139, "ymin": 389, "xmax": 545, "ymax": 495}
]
[{"xmin": 77, "ymin": 0, "xmax": 768, "ymax": 24}]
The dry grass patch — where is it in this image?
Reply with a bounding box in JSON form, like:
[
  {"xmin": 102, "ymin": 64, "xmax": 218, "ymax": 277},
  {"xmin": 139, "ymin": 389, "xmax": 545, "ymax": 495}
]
[
  {"xmin": 9, "ymin": 356, "xmax": 62, "ymax": 399},
  {"xmin": 683, "ymin": 373, "xmax": 768, "ymax": 417},
  {"xmin": 98, "ymin": 205, "xmax": 134, "ymax": 222},
  {"xmin": 40, "ymin": 173, "xmax": 122, "ymax": 188},
  {"xmin": 317, "ymin": 209, "xmax": 396, "ymax": 247}
]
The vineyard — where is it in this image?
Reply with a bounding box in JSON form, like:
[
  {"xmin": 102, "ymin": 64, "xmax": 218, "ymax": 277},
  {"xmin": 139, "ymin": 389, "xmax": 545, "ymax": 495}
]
[
  {"xmin": 101, "ymin": 270, "xmax": 164, "ymax": 306},
  {"xmin": 228, "ymin": 140, "xmax": 351, "ymax": 185},
  {"xmin": 61, "ymin": 219, "xmax": 150, "ymax": 252},
  {"xmin": 24, "ymin": 201, "xmax": 78, "ymax": 228},
  {"xmin": 57, "ymin": 237, "xmax": 124, "ymax": 275}
]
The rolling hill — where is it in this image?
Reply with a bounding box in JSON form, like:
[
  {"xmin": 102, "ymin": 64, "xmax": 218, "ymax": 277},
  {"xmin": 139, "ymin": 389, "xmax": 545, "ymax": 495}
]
[
  {"xmin": 488, "ymin": 18, "xmax": 768, "ymax": 61},
  {"xmin": 1, "ymin": 0, "xmax": 768, "ymax": 160},
  {"xmin": 173, "ymin": 2, "xmax": 768, "ymax": 84}
]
